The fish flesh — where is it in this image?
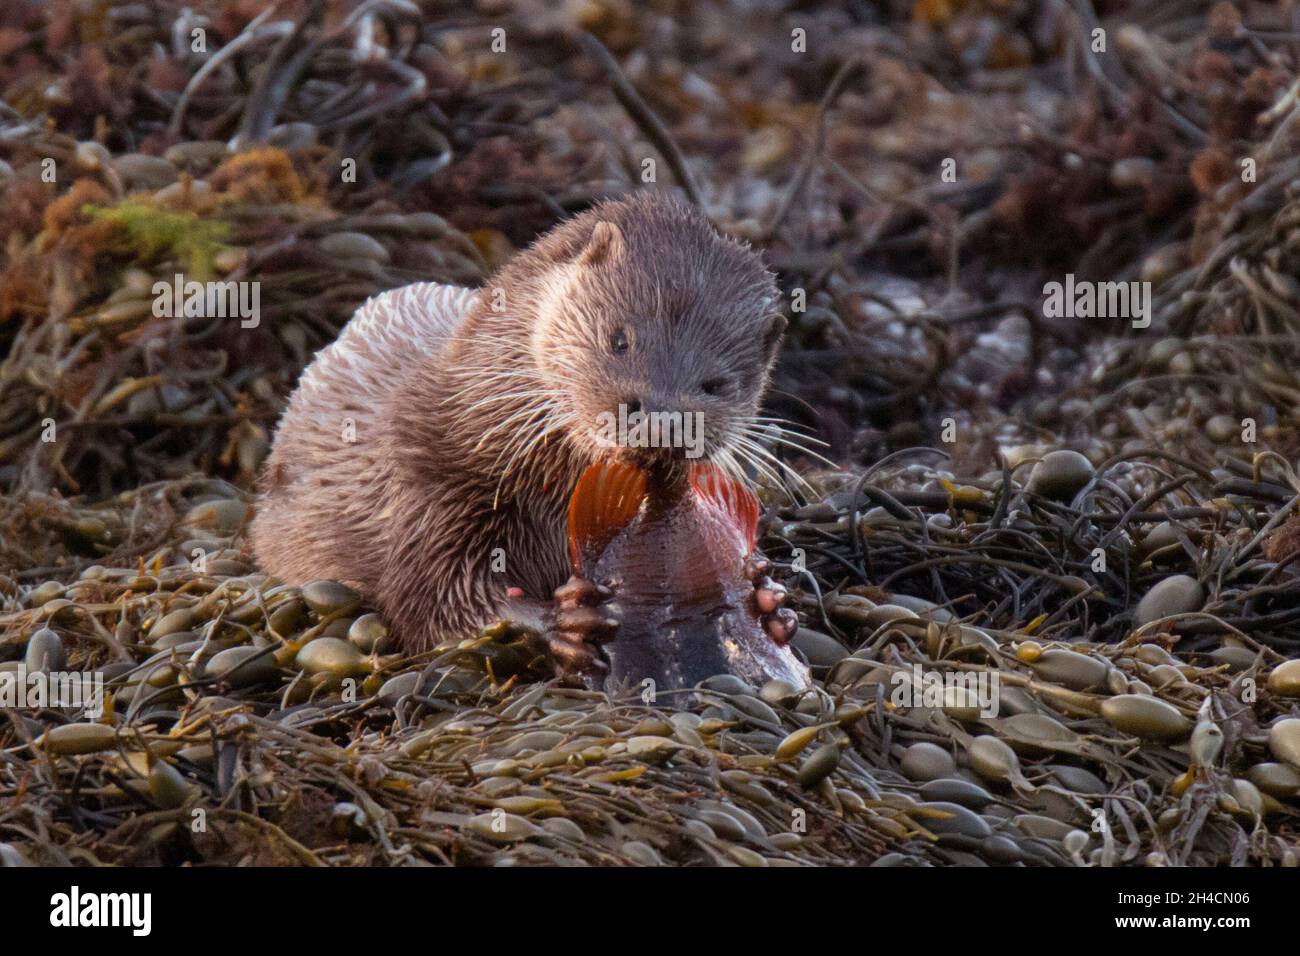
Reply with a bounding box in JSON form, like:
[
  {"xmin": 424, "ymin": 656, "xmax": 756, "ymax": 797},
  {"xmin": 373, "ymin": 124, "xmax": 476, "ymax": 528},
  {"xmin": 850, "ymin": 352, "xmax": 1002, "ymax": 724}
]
[{"xmin": 566, "ymin": 459, "xmax": 811, "ymax": 694}]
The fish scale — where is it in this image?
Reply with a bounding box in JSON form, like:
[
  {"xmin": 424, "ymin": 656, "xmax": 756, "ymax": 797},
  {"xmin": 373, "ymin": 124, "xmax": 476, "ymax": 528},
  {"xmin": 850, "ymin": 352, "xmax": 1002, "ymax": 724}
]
[{"xmin": 567, "ymin": 460, "xmax": 810, "ymax": 693}]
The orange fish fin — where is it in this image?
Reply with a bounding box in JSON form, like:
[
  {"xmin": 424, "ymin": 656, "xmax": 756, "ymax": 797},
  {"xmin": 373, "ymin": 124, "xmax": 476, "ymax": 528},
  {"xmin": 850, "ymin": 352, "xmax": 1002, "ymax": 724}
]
[
  {"xmin": 567, "ymin": 460, "xmax": 648, "ymax": 572},
  {"xmin": 689, "ymin": 462, "xmax": 760, "ymax": 553}
]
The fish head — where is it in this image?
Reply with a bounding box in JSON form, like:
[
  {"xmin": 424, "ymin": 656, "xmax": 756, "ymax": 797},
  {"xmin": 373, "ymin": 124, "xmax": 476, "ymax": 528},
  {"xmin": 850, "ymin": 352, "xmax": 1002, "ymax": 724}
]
[{"xmin": 566, "ymin": 460, "xmax": 758, "ymax": 582}]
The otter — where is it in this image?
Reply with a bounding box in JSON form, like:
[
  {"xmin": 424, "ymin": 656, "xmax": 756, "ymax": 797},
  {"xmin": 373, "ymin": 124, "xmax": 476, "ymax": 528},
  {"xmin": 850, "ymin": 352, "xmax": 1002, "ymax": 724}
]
[{"xmin": 251, "ymin": 193, "xmax": 796, "ymax": 679}]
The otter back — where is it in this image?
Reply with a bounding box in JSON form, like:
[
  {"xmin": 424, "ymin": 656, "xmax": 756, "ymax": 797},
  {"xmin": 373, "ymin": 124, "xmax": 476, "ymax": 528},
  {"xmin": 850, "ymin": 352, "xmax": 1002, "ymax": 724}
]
[{"xmin": 251, "ymin": 283, "xmax": 479, "ymax": 586}]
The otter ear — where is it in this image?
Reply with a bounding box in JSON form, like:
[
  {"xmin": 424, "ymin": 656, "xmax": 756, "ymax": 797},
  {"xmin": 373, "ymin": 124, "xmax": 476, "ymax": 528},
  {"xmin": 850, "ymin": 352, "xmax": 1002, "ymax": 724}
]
[
  {"xmin": 761, "ymin": 313, "xmax": 787, "ymax": 364},
  {"xmin": 579, "ymin": 221, "xmax": 625, "ymax": 267}
]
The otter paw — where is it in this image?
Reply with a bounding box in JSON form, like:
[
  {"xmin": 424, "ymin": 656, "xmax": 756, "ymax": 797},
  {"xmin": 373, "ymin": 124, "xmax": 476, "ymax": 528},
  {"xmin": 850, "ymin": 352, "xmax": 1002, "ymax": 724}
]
[
  {"xmin": 546, "ymin": 574, "xmax": 618, "ymax": 682},
  {"xmin": 744, "ymin": 555, "xmax": 798, "ymax": 646}
]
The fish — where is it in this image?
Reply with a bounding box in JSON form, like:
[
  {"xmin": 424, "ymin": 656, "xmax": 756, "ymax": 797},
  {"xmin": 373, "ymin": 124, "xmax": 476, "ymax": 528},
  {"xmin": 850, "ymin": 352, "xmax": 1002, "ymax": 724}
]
[{"xmin": 566, "ymin": 458, "xmax": 812, "ymax": 695}]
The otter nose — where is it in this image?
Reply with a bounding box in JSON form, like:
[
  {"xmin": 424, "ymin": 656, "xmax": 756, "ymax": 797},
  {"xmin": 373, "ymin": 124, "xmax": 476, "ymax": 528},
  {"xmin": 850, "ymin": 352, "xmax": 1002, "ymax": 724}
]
[{"xmin": 635, "ymin": 395, "xmax": 674, "ymax": 417}]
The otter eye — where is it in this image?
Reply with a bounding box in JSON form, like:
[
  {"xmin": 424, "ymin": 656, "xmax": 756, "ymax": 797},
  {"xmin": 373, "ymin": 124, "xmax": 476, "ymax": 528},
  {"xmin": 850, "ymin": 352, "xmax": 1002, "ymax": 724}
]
[
  {"xmin": 700, "ymin": 377, "xmax": 730, "ymax": 397},
  {"xmin": 609, "ymin": 329, "xmax": 629, "ymax": 355}
]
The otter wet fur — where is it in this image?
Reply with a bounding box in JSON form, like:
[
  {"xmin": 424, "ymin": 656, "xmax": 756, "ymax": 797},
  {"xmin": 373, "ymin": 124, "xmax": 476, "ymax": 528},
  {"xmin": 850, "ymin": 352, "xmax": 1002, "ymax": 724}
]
[{"xmin": 251, "ymin": 193, "xmax": 796, "ymax": 679}]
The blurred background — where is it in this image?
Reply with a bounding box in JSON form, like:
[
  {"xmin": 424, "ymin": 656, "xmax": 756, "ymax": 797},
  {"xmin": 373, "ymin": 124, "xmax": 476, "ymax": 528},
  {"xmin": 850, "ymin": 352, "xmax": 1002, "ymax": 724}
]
[{"xmin": 3, "ymin": 1, "xmax": 1300, "ymax": 868}]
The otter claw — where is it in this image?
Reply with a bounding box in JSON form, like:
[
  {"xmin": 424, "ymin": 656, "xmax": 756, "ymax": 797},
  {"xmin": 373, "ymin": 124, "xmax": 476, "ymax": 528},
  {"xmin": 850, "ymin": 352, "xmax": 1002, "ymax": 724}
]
[
  {"xmin": 762, "ymin": 607, "xmax": 799, "ymax": 646},
  {"xmin": 753, "ymin": 577, "xmax": 786, "ymax": 614},
  {"xmin": 744, "ymin": 554, "xmax": 797, "ymax": 646},
  {"xmin": 546, "ymin": 574, "xmax": 618, "ymax": 682},
  {"xmin": 554, "ymin": 576, "xmax": 613, "ymax": 606}
]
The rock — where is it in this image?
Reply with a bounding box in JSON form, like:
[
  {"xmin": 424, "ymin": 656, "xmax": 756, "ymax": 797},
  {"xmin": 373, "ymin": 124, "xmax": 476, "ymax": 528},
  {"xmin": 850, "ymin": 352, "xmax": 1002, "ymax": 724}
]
[
  {"xmin": 295, "ymin": 637, "xmax": 367, "ymax": 677},
  {"xmin": 112, "ymin": 153, "xmax": 179, "ymax": 190},
  {"xmin": 1026, "ymin": 450, "xmax": 1094, "ymax": 500},
  {"xmin": 301, "ymin": 580, "xmax": 363, "ymax": 616},
  {"xmin": 348, "ymin": 613, "xmax": 391, "ymax": 653},
  {"xmin": 1266, "ymin": 659, "xmax": 1300, "ymax": 697},
  {"xmin": 901, "ymin": 742, "xmax": 955, "ymax": 781},
  {"xmin": 790, "ymin": 628, "xmax": 849, "ymax": 667},
  {"xmin": 1269, "ymin": 719, "xmax": 1300, "ymax": 768},
  {"xmin": 1134, "ymin": 575, "xmax": 1204, "ymax": 625}
]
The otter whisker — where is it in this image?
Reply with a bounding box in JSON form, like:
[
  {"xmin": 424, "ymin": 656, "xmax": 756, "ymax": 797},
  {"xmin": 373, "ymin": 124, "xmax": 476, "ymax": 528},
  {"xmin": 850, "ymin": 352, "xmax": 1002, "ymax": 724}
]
[
  {"xmin": 478, "ymin": 398, "xmax": 559, "ymax": 449},
  {"xmin": 736, "ymin": 432, "xmax": 816, "ymax": 485},
  {"xmin": 436, "ymin": 371, "xmax": 551, "ymax": 409},
  {"xmin": 714, "ymin": 446, "xmax": 753, "ymax": 490},
  {"xmin": 491, "ymin": 407, "xmax": 574, "ymax": 502},
  {"xmin": 737, "ymin": 424, "xmax": 836, "ymax": 469},
  {"xmin": 540, "ymin": 354, "xmax": 590, "ymax": 380},
  {"xmin": 750, "ymin": 416, "xmax": 831, "ymax": 448},
  {"xmin": 730, "ymin": 434, "xmax": 813, "ymax": 498},
  {"xmin": 476, "ymin": 405, "xmax": 558, "ymax": 455},
  {"xmin": 513, "ymin": 415, "xmax": 576, "ymax": 479},
  {"xmin": 457, "ymin": 388, "xmax": 567, "ymax": 419},
  {"xmin": 728, "ymin": 437, "xmax": 793, "ymax": 494}
]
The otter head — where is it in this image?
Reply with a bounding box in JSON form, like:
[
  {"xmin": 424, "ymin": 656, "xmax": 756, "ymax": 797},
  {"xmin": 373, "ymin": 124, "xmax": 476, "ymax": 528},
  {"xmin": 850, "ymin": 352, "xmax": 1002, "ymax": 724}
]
[{"xmin": 521, "ymin": 194, "xmax": 785, "ymax": 479}]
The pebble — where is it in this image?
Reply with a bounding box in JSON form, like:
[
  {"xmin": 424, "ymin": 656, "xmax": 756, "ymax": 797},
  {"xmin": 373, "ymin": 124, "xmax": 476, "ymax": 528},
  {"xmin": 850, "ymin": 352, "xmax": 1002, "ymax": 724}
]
[
  {"xmin": 1208, "ymin": 646, "xmax": 1257, "ymax": 672},
  {"xmin": 206, "ymin": 646, "xmax": 278, "ymax": 688},
  {"xmin": 348, "ymin": 613, "xmax": 391, "ymax": 653},
  {"xmin": 465, "ymin": 812, "xmax": 542, "ymax": 842},
  {"xmin": 1246, "ymin": 762, "xmax": 1300, "ymax": 800},
  {"xmin": 1100, "ymin": 695, "xmax": 1191, "ymax": 740},
  {"xmin": 790, "ymin": 628, "xmax": 849, "ymax": 667},
  {"xmin": 1025, "ymin": 450, "xmax": 1094, "ymax": 500},
  {"xmin": 24, "ymin": 628, "xmax": 65, "ymax": 674},
  {"xmin": 916, "ymin": 801, "xmax": 992, "ymax": 838},
  {"xmin": 1204, "ymin": 414, "xmax": 1237, "ymax": 443},
  {"xmin": 1268, "ymin": 719, "xmax": 1300, "ymax": 768},
  {"xmin": 758, "ymin": 678, "xmax": 802, "ymax": 707},
  {"xmin": 700, "ymin": 674, "xmax": 752, "ymax": 696},
  {"xmin": 295, "ymin": 637, "xmax": 367, "ymax": 678},
  {"xmin": 164, "ymin": 140, "xmax": 229, "ymax": 168},
  {"xmin": 266, "ymin": 122, "xmax": 319, "ymax": 150},
  {"xmin": 26, "ymin": 581, "xmax": 65, "ymax": 607},
  {"xmin": 112, "ymin": 153, "xmax": 179, "ymax": 190},
  {"xmin": 1266, "ymin": 659, "xmax": 1300, "ymax": 697},
  {"xmin": 319, "ymin": 232, "xmax": 391, "ymax": 263},
  {"xmin": 900, "ymin": 742, "xmax": 955, "ymax": 781},
  {"xmin": 1134, "ymin": 575, "xmax": 1204, "ymax": 625},
  {"xmin": 148, "ymin": 607, "xmax": 199, "ymax": 639},
  {"xmin": 41, "ymin": 722, "xmax": 118, "ymax": 755},
  {"xmin": 920, "ymin": 777, "xmax": 995, "ymax": 809},
  {"xmin": 1029, "ymin": 648, "xmax": 1109, "ymax": 690},
  {"xmin": 301, "ymin": 580, "xmax": 363, "ymax": 616},
  {"xmin": 1049, "ymin": 765, "xmax": 1108, "ymax": 794}
]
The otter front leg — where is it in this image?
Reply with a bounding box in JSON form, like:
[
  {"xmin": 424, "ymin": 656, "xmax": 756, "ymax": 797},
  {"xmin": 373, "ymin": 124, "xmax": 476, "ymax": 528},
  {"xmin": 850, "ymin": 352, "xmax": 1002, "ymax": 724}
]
[
  {"xmin": 745, "ymin": 555, "xmax": 798, "ymax": 645},
  {"xmin": 545, "ymin": 575, "xmax": 619, "ymax": 684}
]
